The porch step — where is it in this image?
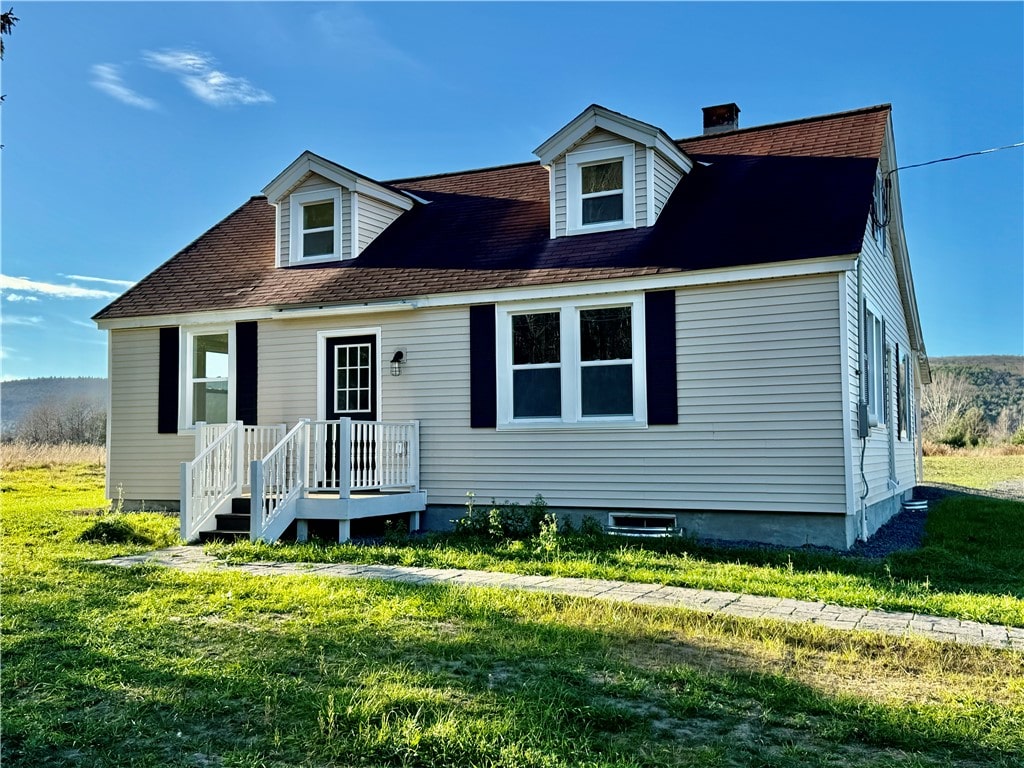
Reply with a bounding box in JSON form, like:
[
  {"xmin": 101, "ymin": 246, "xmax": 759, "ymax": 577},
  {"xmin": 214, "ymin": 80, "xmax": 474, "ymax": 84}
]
[{"xmin": 197, "ymin": 508, "xmax": 251, "ymax": 543}]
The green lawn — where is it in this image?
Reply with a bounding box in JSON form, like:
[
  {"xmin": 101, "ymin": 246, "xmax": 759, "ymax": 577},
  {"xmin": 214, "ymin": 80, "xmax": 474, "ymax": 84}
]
[
  {"xmin": 211, "ymin": 494, "xmax": 1024, "ymax": 628},
  {"xmin": 924, "ymin": 454, "xmax": 1024, "ymax": 490},
  {"xmin": 3, "ymin": 465, "xmax": 1023, "ymax": 767}
]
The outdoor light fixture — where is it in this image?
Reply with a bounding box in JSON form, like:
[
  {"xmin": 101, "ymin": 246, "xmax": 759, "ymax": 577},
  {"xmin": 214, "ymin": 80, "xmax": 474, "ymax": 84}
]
[{"xmin": 390, "ymin": 350, "xmax": 405, "ymax": 376}]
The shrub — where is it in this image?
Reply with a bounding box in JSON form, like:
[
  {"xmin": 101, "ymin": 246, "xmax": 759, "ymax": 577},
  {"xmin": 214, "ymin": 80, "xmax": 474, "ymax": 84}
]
[
  {"xmin": 77, "ymin": 515, "xmax": 153, "ymax": 545},
  {"xmin": 455, "ymin": 492, "xmax": 550, "ymax": 541}
]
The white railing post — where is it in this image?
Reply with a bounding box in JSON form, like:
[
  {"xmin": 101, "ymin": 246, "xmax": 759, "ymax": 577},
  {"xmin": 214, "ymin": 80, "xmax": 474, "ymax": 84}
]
[
  {"xmin": 180, "ymin": 461, "xmax": 191, "ymax": 540},
  {"xmin": 194, "ymin": 422, "xmax": 206, "ymax": 455},
  {"xmin": 338, "ymin": 417, "xmax": 351, "ymax": 500},
  {"xmin": 250, "ymin": 459, "xmax": 264, "ymax": 542},
  {"xmin": 298, "ymin": 419, "xmax": 310, "ymax": 498},
  {"xmin": 410, "ymin": 420, "xmax": 420, "ymax": 491},
  {"xmin": 234, "ymin": 421, "xmax": 245, "ymax": 490}
]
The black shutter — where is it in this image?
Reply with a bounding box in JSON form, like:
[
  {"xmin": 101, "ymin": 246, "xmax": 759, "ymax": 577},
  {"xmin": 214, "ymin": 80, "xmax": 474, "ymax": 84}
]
[
  {"xmin": 645, "ymin": 290, "xmax": 678, "ymax": 425},
  {"xmin": 235, "ymin": 321, "xmax": 258, "ymax": 425},
  {"xmin": 157, "ymin": 327, "xmax": 179, "ymax": 434},
  {"xmin": 469, "ymin": 304, "xmax": 497, "ymax": 428}
]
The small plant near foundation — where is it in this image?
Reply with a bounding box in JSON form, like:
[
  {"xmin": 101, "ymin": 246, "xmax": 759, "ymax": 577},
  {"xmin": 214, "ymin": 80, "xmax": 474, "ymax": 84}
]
[
  {"xmin": 533, "ymin": 512, "xmax": 561, "ymax": 556},
  {"xmin": 455, "ymin": 492, "xmax": 550, "ymax": 541}
]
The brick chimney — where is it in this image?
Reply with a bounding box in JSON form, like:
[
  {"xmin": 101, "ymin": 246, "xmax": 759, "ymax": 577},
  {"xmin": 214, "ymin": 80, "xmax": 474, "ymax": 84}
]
[{"xmin": 702, "ymin": 103, "xmax": 741, "ymax": 135}]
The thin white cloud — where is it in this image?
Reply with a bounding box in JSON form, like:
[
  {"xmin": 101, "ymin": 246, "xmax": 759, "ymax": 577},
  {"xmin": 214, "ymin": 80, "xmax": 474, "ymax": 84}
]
[
  {"xmin": 0, "ymin": 275, "xmax": 119, "ymax": 300},
  {"xmin": 1, "ymin": 315, "xmax": 43, "ymax": 327},
  {"xmin": 90, "ymin": 63, "xmax": 159, "ymax": 110},
  {"xmin": 68, "ymin": 318, "xmax": 98, "ymax": 329},
  {"xmin": 62, "ymin": 274, "xmax": 136, "ymax": 288},
  {"xmin": 5, "ymin": 294, "xmax": 40, "ymax": 303},
  {"xmin": 144, "ymin": 48, "xmax": 273, "ymax": 107}
]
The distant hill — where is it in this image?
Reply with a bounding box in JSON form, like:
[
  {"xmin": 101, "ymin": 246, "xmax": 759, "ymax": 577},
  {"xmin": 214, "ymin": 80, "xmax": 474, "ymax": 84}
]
[
  {"xmin": 1, "ymin": 377, "xmax": 108, "ymax": 431},
  {"xmin": 929, "ymin": 356, "xmax": 1023, "ymax": 424}
]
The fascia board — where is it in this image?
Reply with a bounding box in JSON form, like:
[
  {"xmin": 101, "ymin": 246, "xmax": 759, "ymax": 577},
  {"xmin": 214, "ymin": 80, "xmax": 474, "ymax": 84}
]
[
  {"xmin": 264, "ymin": 151, "xmax": 415, "ymax": 211},
  {"xmin": 535, "ymin": 105, "xmax": 663, "ymax": 165},
  {"xmin": 882, "ymin": 116, "xmax": 928, "ymax": 363}
]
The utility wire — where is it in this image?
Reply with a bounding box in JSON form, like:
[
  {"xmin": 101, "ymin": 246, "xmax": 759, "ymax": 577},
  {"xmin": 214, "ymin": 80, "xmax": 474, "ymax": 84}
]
[{"xmin": 885, "ymin": 141, "xmax": 1024, "ymax": 178}]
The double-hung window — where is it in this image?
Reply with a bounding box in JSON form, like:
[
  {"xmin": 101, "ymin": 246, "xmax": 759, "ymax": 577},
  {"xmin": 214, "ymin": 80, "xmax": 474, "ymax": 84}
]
[
  {"xmin": 864, "ymin": 303, "xmax": 885, "ymax": 427},
  {"xmin": 565, "ymin": 144, "xmax": 635, "ymax": 234},
  {"xmin": 184, "ymin": 328, "xmax": 235, "ymax": 426},
  {"xmin": 499, "ymin": 296, "xmax": 645, "ymax": 427},
  {"xmin": 289, "ymin": 188, "xmax": 342, "ymax": 262}
]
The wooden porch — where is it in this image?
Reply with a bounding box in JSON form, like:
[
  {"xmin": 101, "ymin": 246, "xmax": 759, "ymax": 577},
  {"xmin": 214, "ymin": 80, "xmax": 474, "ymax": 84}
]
[{"xmin": 181, "ymin": 419, "xmax": 426, "ymax": 543}]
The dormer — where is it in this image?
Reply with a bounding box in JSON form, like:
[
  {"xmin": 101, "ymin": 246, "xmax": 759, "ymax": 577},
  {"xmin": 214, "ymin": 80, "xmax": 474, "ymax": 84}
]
[
  {"xmin": 533, "ymin": 105, "xmax": 693, "ymax": 239},
  {"xmin": 262, "ymin": 151, "xmax": 416, "ymax": 267}
]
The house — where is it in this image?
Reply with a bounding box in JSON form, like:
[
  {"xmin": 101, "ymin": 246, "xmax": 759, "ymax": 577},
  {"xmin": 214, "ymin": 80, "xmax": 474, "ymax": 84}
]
[{"xmin": 93, "ymin": 102, "xmax": 929, "ymax": 549}]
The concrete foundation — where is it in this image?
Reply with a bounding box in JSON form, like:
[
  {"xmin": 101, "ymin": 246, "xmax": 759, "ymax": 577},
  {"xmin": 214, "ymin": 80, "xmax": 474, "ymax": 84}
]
[{"xmin": 423, "ymin": 504, "xmax": 866, "ymax": 550}]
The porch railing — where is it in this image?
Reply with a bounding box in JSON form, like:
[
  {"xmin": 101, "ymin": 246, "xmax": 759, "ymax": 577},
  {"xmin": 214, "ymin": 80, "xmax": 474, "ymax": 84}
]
[
  {"xmin": 309, "ymin": 419, "xmax": 419, "ymax": 495},
  {"xmin": 250, "ymin": 420, "xmax": 309, "ymax": 543},
  {"xmin": 196, "ymin": 422, "xmax": 287, "ymax": 491},
  {"xmin": 180, "ymin": 421, "xmax": 242, "ymax": 541}
]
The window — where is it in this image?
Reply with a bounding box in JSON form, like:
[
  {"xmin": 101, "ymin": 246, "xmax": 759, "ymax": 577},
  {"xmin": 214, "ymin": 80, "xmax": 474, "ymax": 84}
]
[
  {"xmin": 512, "ymin": 312, "xmax": 561, "ymax": 418},
  {"xmin": 581, "ymin": 161, "xmax": 624, "ymax": 225},
  {"xmin": 565, "ymin": 144, "xmax": 635, "ymax": 234},
  {"xmin": 184, "ymin": 328, "xmax": 235, "ymax": 426},
  {"xmin": 580, "ymin": 307, "xmax": 633, "ymax": 416},
  {"xmin": 289, "ymin": 188, "xmax": 342, "ymax": 262},
  {"xmin": 864, "ymin": 304, "xmax": 885, "ymax": 427},
  {"xmin": 899, "ymin": 351, "xmax": 914, "ymax": 441},
  {"xmin": 498, "ymin": 296, "xmax": 645, "ymax": 427}
]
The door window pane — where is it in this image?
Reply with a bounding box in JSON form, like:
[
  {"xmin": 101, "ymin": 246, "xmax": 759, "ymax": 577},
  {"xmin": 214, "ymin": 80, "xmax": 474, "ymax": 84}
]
[
  {"xmin": 513, "ymin": 369, "xmax": 561, "ymax": 418},
  {"xmin": 581, "ymin": 365, "xmax": 633, "ymax": 416},
  {"xmin": 513, "ymin": 313, "xmax": 560, "ymax": 365},
  {"xmin": 334, "ymin": 343, "xmax": 372, "ymax": 415}
]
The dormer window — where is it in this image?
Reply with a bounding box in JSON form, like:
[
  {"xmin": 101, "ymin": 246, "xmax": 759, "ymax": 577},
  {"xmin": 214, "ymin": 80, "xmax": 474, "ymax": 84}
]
[
  {"xmin": 581, "ymin": 160, "xmax": 624, "ymax": 225},
  {"xmin": 290, "ymin": 188, "xmax": 342, "ymax": 262},
  {"xmin": 302, "ymin": 201, "xmax": 335, "ymax": 257},
  {"xmin": 566, "ymin": 144, "xmax": 635, "ymax": 235}
]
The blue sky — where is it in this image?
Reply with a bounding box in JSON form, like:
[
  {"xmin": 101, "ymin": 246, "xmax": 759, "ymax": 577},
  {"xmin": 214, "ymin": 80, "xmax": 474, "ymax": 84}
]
[{"xmin": 1, "ymin": 1, "xmax": 1022, "ymax": 380}]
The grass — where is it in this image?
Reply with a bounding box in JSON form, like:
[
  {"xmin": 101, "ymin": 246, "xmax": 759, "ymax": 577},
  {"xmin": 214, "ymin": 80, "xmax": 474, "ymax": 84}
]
[
  {"xmin": 0, "ymin": 441, "xmax": 106, "ymax": 470},
  {"xmin": 210, "ymin": 494, "xmax": 1024, "ymax": 628},
  {"xmin": 923, "ymin": 454, "xmax": 1024, "ymax": 490},
  {"xmin": 3, "ymin": 465, "xmax": 1023, "ymax": 766}
]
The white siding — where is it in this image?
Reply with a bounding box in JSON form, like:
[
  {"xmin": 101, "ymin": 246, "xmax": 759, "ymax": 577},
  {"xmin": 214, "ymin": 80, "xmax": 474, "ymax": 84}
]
[
  {"xmin": 356, "ymin": 195, "xmax": 404, "ymax": 256},
  {"xmin": 108, "ymin": 328, "xmax": 193, "ymax": 502},
  {"xmin": 552, "ymin": 157, "xmax": 567, "ymax": 237},
  {"xmin": 846, "ymin": 217, "xmax": 918, "ymax": 508},
  {"xmin": 257, "ymin": 273, "xmax": 847, "ymax": 514},
  {"xmin": 108, "ymin": 273, "xmax": 849, "ymax": 513},
  {"xmin": 652, "ymin": 149, "xmax": 683, "ymax": 220}
]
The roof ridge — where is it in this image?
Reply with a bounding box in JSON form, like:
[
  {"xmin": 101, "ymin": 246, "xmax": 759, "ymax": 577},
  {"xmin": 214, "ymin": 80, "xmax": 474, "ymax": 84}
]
[
  {"xmin": 675, "ymin": 103, "xmax": 891, "ymax": 144},
  {"xmin": 386, "ymin": 159, "xmax": 541, "ymax": 186}
]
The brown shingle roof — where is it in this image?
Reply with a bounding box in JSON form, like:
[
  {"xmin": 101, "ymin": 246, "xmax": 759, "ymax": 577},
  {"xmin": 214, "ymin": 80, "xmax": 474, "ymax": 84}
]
[{"xmin": 94, "ymin": 104, "xmax": 888, "ymax": 322}]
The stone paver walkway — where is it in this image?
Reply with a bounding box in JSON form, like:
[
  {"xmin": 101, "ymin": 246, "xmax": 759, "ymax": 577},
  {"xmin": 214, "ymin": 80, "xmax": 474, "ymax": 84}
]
[{"xmin": 94, "ymin": 546, "xmax": 1024, "ymax": 652}]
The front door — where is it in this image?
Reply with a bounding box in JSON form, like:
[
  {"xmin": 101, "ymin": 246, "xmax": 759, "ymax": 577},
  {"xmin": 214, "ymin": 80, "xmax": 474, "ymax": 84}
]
[{"xmin": 324, "ymin": 335, "xmax": 378, "ymax": 487}]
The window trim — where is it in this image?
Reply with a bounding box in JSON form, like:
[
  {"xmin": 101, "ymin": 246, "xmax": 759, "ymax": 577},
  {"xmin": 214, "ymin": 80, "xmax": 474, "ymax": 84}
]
[
  {"xmin": 565, "ymin": 144, "xmax": 635, "ymax": 235},
  {"xmin": 496, "ymin": 295, "xmax": 647, "ymax": 430},
  {"xmin": 180, "ymin": 325, "xmax": 236, "ymax": 431},
  {"xmin": 289, "ymin": 188, "xmax": 343, "ymax": 264},
  {"xmin": 864, "ymin": 300, "xmax": 885, "ymax": 428}
]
